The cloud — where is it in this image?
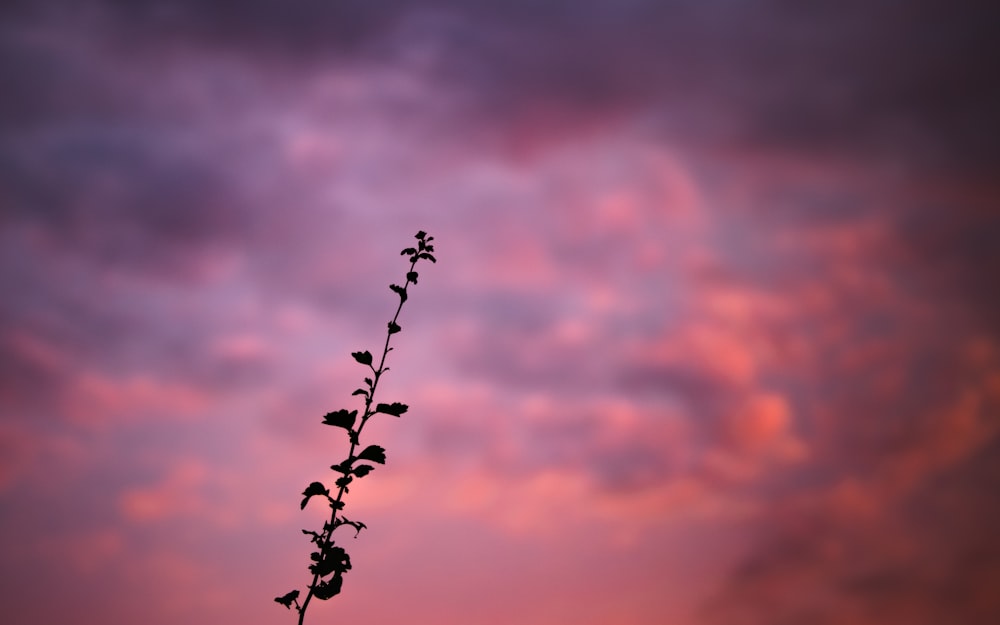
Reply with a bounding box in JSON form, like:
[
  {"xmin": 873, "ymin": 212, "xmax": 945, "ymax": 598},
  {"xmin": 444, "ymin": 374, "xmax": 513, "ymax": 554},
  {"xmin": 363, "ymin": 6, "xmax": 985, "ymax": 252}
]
[
  {"xmin": 1, "ymin": 2, "xmax": 999, "ymax": 624},
  {"xmin": 703, "ymin": 319, "xmax": 1000, "ymax": 624},
  {"xmin": 11, "ymin": 0, "xmax": 998, "ymax": 172},
  {"xmin": 705, "ymin": 444, "xmax": 1000, "ymax": 625}
]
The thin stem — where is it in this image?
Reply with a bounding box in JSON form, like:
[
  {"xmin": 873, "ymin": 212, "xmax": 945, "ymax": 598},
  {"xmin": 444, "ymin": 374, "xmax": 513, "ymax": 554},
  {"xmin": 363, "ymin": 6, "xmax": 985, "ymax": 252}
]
[{"xmin": 295, "ymin": 257, "xmax": 419, "ymax": 625}]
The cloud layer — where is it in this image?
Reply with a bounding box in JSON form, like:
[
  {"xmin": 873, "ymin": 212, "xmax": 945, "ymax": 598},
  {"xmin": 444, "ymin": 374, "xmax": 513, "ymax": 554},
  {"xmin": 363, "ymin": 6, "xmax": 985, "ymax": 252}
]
[{"xmin": 2, "ymin": 2, "xmax": 998, "ymax": 624}]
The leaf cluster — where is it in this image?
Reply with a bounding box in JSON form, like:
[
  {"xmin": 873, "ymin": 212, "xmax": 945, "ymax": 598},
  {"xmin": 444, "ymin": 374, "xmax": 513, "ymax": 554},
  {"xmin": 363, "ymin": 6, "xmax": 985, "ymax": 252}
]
[{"xmin": 277, "ymin": 232, "xmax": 436, "ymax": 624}]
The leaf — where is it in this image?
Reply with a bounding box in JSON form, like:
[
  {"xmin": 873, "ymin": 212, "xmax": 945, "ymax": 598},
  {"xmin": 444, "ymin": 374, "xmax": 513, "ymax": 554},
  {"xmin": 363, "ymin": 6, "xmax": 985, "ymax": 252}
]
[
  {"xmin": 309, "ymin": 545, "xmax": 352, "ymax": 578},
  {"xmin": 416, "ymin": 230, "xmax": 427, "ymax": 240},
  {"xmin": 309, "ymin": 553, "xmax": 337, "ymax": 577},
  {"xmin": 356, "ymin": 444, "xmax": 386, "ymax": 464},
  {"xmin": 401, "ymin": 247, "xmax": 417, "ymax": 256},
  {"xmin": 388, "ymin": 321, "xmax": 401, "ymax": 334},
  {"xmin": 330, "ymin": 459, "xmax": 353, "ymax": 474},
  {"xmin": 335, "ymin": 475, "xmax": 353, "ymax": 490},
  {"xmin": 406, "ymin": 271, "xmax": 418, "ymax": 284},
  {"xmin": 389, "ymin": 283, "xmax": 408, "ymax": 303},
  {"xmin": 301, "ymin": 529, "xmax": 321, "ymax": 543},
  {"xmin": 340, "ymin": 517, "xmax": 367, "ymax": 537},
  {"xmin": 274, "ymin": 589, "xmax": 299, "ymax": 609},
  {"xmin": 351, "ymin": 351, "xmax": 373, "ymax": 366},
  {"xmin": 352, "ymin": 464, "xmax": 374, "ymax": 477},
  {"xmin": 418, "ymin": 252, "xmax": 436, "ymax": 263},
  {"xmin": 322, "ymin": 409, "xmax": 357, "ymax": 430},
  {"xmin": 351, "ymin": 388, "xmax": 369, "ymax": 397},
  {"xmin": 375, "ymin": 402, "xmax": 409, "ymax": 417},
  {"xmin": 300, "ymin": 482, "xmax": 328, "ymax": 510},
  {"xmin": 312, "ymin": 574, "xmax": 343, "ymax": 600}
]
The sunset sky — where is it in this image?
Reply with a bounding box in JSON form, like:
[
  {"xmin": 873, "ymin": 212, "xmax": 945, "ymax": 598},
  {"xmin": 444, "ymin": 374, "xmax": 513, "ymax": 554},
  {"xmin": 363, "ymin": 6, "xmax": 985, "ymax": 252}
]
[{"xmin": 2, "ymin": 1, "xmax": 999, "ymax": 624}]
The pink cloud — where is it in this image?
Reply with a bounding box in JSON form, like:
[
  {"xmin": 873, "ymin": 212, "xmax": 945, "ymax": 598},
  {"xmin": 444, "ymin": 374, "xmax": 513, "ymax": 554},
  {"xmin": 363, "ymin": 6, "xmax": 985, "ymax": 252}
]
[
  {"xmin": 62, "ymin": 372, "xmax": 212, "ymax": 426},
  {"xmin": 2, "ymin": 4, "xmax": 999, "ymax": 625},
  {"xmin": 0, "ymin": 422, "xmax": 39, "ymax": 492}
]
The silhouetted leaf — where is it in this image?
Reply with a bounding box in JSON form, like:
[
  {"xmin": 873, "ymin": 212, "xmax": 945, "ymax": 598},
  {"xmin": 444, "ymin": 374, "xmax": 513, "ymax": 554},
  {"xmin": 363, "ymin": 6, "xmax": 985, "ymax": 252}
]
[
  {"xmin": 418, "ymin": 252, "xmax": 436, "ymax": 263},
  {"xmin": 389, "ymin": 283, "xmax": 407, "ymax": 303},
  {"xmin": 375, "ymin": 402, "xmax": 408, "ymax": 417},
  {"xmin": 322, "ymin": 409, "xmax": 357, "ymax": 430},
  {"xmin": 330, "ymin": 459, "xmax": 352, "ymax": 474},
  {"xmin": 335, "ymin": 475, "xmax": 353, "ymax": 490},
  {"xmin": 352, "ymin": 464, "xmax": 374, "ymax": 477},
  {"xmin": 309, "ymin": 556, "xmax": 334, "ymax": 576},
  {"xmin": 416, "ymin": 230, "xmax": 427, "ymax": 240},
  {"xmin": 301, "ymin": 482, "xmax": 328, "ymax": 510},
  {"xmin": 357, "ymin": 444, "xmax": 386, "ymax": 464},
  {"xmin": 340, "ymin": 517, "xmax": 367, "ymax": 537},
  {"xmin": 312, "ymin": 574, "xmax": 343, "ymax": 600},
  {"xmin": 401, "ymin": 247, "xmax": 417, "ymax": 256},
  {"xmin": 275, "ymin": 589, "xmax": 299, "ymax": 609},
  {"xmin": 351, "ymin": 388, "xmax": 368, "ymax": 397},
  {"xmin": 406, "ymin": 271, "xmax": 418, "ymax": 284},
  {"xmin": 302, "ymin": 529, "xmax": 321, "ymax": 543},
  {"xmin": 388, "ymin": 321, "xmax": 401, "ymax": 334},
  {"xmin": 309, "ymin": 545, "xmax": 352, "ymax": 578},
  {"xmin": 351, "ymin": 351, "xmax": 373, "ymax": 366}
]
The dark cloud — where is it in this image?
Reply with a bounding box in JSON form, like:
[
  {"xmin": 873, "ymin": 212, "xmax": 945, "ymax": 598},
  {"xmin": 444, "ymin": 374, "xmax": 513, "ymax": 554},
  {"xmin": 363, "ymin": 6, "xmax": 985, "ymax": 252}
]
[
  {"xmin": 263, "ymin": 0, "xmax": 1000, "ymax": 176},
  {"xmin": 0, "ymin": 330, "xmax": 65, "ymax": 412},
  {"xmin": 0, "ymin": 27, "xmax": 114, "ymax": 130},
  {"xmin": 894, "ymin": 199, "xmax": 1000, "ymax": 331},
  {"xmin": 0, "ymin": 0, "xmax": 402, "ymax": 57},
  {"xmin": 618, "ymin": 362, "xmax": 736, "ymax": 408},
  {"xmin": 725, "ymin": 1, "xmax": 1000, "ymax": 179},
  {"xmin": 1, "ymin": 128, "xmax": 245, "ymax": 273},
  {"xmin": 6, "ymin": 0, "xmax": 998, "ymax": 172},
  {"xmin": 706, "ymin": 435, "xmax": 1000, "ymax": 625},
  {"xmin": 699, "ymin": 280, "xmax": 1000, "ymax": 623}
]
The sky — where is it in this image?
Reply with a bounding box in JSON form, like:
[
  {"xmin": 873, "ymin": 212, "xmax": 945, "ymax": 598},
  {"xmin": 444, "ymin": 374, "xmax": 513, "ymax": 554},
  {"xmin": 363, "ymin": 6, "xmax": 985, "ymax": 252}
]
[{"xmin": 1, "ymin": 1, "xmax": 999, "ymax": 624}]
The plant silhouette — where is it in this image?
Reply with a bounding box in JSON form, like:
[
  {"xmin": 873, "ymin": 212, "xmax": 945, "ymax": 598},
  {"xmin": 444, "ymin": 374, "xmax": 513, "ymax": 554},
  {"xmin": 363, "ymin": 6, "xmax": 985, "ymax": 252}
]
[{"xmin": 276, "ymin": 231, "xmax": 436, "ymax": 624}]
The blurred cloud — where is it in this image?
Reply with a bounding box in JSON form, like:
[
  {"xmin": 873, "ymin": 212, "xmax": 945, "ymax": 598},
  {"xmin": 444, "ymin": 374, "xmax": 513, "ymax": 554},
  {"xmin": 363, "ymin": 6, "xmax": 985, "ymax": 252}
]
[{"xmin": 1, "ymin": 1, "xmax": 998, "ymax": 624}]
